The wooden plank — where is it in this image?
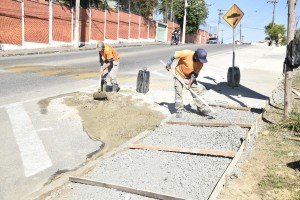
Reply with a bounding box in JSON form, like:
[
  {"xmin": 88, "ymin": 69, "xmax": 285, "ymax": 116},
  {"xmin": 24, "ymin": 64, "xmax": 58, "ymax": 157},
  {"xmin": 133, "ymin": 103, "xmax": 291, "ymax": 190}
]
[
  {"xmin": 286, "ymin": 137, "xmax": 300, "ymax": 142},
  {"xmin": 209, "ymin": 109, "xmax": 261, "ymax": 199},
  {"xmin": 208, "ymin": 141, "xmax": 245, "ymax": 200},
  {"xmin": 166, "ymin": 121, "xmax": 253, "ymax": 128},
  {"xmin": 129, "ymin": 144, "xmax": 236, "ymax": 158},
  {"xmin": 211, "ymin": 104, "xmax": 251, "ymax": 111},
  {"xmin": 69, "ymin": 176, "xmax": 186, "ymax": 200}
]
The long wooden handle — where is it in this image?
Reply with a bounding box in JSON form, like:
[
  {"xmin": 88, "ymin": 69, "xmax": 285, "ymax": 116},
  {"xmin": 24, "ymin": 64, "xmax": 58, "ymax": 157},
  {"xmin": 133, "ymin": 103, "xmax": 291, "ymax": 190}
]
[
  {"xmin": 160, "ymin": 60, "xmax": 216, "ymax": 113},
  {"xmin": 98, "ymin": 65, "xmax": 103, "ymax": 90}
]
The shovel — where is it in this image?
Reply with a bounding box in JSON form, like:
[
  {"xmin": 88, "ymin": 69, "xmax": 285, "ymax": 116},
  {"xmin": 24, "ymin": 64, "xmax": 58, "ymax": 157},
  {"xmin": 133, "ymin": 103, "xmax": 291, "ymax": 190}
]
[
  {"xmin": 160, "ymin": 60, "xmax": 216, "ymax": 114},
  {"xmin": 93, "ymin": 65, "xmax": 107, "ymax": 100}
]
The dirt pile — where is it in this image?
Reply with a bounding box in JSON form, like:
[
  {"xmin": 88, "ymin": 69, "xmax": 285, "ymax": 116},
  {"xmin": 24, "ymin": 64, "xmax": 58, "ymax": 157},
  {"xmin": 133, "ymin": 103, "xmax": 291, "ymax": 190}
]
[{"xmin": 64, "ymin": 92, "xmax": 166, "ymax": 156}]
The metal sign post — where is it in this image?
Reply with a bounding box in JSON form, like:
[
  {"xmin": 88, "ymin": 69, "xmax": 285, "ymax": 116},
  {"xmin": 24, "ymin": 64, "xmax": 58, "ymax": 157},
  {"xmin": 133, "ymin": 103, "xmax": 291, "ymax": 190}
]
[
  {"xmin": 232, "ymin": 27, "xmax": 235, "ymax": 87},
  {"xmin": 223, "ymin": 4, "xmax": 244, "ymax": 87}
]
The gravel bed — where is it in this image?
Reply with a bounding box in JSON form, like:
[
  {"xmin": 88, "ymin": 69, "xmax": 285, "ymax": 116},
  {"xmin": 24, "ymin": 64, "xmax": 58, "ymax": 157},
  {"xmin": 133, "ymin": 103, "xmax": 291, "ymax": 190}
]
[
  {"xmin": 65, "ymin": 150, "xmax": 232, "ymax": 200},
  {"xmin": 171, "ymin": 106, "xmax": 262, "ymax": 124},
  {"xmin": 141, "ymin": 125, "xmax": 247, "ymax": 151}
]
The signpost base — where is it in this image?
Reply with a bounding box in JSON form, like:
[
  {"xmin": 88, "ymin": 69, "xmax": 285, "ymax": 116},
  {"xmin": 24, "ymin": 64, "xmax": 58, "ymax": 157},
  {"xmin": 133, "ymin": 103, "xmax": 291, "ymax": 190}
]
[{"xmin": 227, "ymin": 66, "xmax": 240, "ymax": 87}]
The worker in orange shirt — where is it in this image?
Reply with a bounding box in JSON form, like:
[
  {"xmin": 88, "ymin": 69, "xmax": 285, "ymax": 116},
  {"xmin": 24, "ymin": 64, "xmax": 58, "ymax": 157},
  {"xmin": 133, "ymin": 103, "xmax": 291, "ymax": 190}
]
[
  {"xmin": 97, "ymin": 41, "xmax": 121, "ymax": 92},
  {"xmin": 166, "ymin": 48, "xmax": 208, "ymax": 118}
]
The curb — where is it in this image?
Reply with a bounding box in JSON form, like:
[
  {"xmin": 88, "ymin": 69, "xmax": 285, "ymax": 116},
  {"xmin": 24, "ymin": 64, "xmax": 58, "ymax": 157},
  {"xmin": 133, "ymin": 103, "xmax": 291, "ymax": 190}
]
[{"xmin": 0, "ymin": 42, "xmax": 165, "ymax": 57}]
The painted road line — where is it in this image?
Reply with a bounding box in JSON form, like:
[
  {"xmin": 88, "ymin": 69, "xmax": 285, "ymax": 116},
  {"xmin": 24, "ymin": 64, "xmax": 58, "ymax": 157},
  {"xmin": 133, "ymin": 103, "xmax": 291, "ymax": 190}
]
[
  {"xmin": 68, "ymin": 72, "xmax": 99, "ymax": 78},
  {"xmin": 0, "ymin": 63, "xmax": 43, "ymax": 69},
  {"xmin": 7, "ymin": 66, "xmax": 56, "ymax": 72},
  {"xmin": 38, "ymin": 69, "xmax": 90, "ymax": 75},
  {"xmin": 118, "ymin": 76, "xmax": 137, "ymax": 83},
  {"xmin": 5, "ymin": 103, "xmax": 53, "ymax": 177}
]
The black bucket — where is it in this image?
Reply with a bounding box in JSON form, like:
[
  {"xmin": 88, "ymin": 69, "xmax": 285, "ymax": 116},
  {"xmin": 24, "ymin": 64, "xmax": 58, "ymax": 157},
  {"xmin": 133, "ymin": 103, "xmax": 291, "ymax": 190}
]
[
  {"xmin": 227, "ymin": 66, "xmax": 240, "ymax": 87},
  {"xmin": 136, "ymin": 68, "xmax": 150, "ymax": 94}
]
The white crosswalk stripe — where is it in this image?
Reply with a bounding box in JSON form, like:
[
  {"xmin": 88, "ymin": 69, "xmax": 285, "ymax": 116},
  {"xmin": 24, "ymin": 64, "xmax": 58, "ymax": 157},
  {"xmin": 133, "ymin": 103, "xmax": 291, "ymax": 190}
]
[{"xmin": 5, "ymin": 103, "xmax": 52, "ymax": 177}]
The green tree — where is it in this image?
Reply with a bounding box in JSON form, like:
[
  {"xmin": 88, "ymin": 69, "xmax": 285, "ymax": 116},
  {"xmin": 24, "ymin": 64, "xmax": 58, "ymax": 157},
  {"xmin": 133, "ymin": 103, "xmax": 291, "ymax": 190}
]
[
  {"xmin": 159, "ymin": 0, "xmax": 208, "ymax": 34},
  {"xmin": 135, "ymin": 0, "xmax": 158, "ymax": 18},
  {"xmin": 56, "ymin": 0, "xmax": 105, "ymax": 9},
  {"xmin": 58, "ymin": 0, "xmax": 157, "ymax": 18},
  {"xmin": 265, "ymin": 22, "xmax": 286, "ymax": 46}
]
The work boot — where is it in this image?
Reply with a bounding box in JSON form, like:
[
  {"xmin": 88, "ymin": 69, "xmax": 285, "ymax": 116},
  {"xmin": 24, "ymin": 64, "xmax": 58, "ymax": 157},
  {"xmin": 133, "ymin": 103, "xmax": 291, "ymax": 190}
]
[
  {"xmin": 197, "ymin": 106, "xmax": 210, "ymax": 115},
  {"xmin": 112, "ymin": 84, "xmax": 119, "ymax": 92}
]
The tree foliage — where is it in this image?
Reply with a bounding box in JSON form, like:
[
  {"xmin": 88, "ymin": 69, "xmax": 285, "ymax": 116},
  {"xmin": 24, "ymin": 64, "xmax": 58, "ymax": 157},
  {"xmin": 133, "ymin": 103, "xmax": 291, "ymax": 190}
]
[
  {"xmin": 159, "ymin": 0, "xmax": 208, "ymax": 34},
  {"xmin": 265, "ymin": 22, "xmax": 286, "ymax": 45},
  {"xmin": 56, "ymin": 0, "xmax": 157, "ymax": 19},
  {"xmin": 55, "ymin": 0, "xmax": 105, "ymax": 9},
  {"xmin": 118, "ymin": 0, "xmax": 158, "ymax": 18}
]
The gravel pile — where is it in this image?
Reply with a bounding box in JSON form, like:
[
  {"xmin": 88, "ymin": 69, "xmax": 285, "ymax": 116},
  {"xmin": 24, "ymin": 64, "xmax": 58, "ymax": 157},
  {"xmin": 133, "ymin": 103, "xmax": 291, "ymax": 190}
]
[
  {"xmin": 64, "ymin": 150, "xmax": 231, "ymax": 200},
  {"xmin": 141, "ymin": 125, "xmax": 247, "ymax": 151}
]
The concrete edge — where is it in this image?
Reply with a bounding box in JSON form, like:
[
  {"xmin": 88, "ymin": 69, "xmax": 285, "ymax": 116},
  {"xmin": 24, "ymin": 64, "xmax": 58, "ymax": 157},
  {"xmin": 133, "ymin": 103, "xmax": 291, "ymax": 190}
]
[{"xmin": 0, "ymin": 42, "xmax": 166, "ymax": 57}]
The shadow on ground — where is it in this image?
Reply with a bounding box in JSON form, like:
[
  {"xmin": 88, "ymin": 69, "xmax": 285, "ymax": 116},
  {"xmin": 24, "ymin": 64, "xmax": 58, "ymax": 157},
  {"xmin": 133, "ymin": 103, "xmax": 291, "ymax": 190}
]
[{"xmin": 201, "ymin": 76, "xmax": 268, "ymax": 107}]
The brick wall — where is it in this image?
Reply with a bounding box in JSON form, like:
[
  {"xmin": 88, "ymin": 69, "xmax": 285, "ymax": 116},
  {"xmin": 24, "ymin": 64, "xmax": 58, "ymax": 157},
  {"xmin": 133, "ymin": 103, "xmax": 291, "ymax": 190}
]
[
  {"xmin": 167, "ymin": 21, "xmax": 174, "ymax": 41},
  {"xmin": 119, "ymin": 12, "xmax": 129, "ymax": 39},
  {"xmin": 106, "ymin": 10, "xmax": 118, "ymax": 40},
  {"xmin": 130, "ymin": 13, "xmax": 139, "ymax": 39},
  {"xmin": 186, "ymin": 29, "xmax": 209, "ymax": 44},
  {"xmin": 91, "ymin": 9, "xmax": 105, "ymax": 41},
  {"xmin": 80, "ymin": 8, "xmax": 90, "ymax": 42},
  {"xmin": 52, "ymin": 3, "xmax": 72, "ymax": 42},
  {"xmin": 1, "ymin": 1, "xmax": 188, "ymax": 47},
  {"xmin": 24, "ymin": 0, "xmax": 49, "ymax": 44},
  {"xmin": 0, "ymin": 0, "xmax": 22, "ymax": 45},
  {"xmin": 149, "ymin": 21, "xmax": 156, "ymax": 39},
  {"xmin": 140, "ymin": 17, "xmax": 148, "ymax": 39}
]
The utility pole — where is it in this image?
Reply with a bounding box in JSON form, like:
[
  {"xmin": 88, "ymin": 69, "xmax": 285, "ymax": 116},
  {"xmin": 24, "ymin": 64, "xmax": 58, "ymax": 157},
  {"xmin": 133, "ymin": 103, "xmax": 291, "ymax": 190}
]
[
  {"xmin": 267, "ymin": 0, "xmax": 278, "ymax": 24},
  {"xmin": 284, "ymin": 0, "xmax": 296, "ymax": 118},
  {"xmin": 182, "ymin": 0, "xmax": 188, "ymax": 44},
  {"xmin": 240, "ymin": 22, "xmax": 242, "ymax": 43},
  {"xmin": 74, "ymin": 0, "xmax": 80, "ymax": 48},
  {"xmin": 217, "ymin": 9, "xmax": 226, "ymax": 43},
  {"xmin": 221, "ymin": 29, "xmax": 224, "ymax": 44},
  {"xmin": 181, "ymin": 0, "xmax": 187, "ymax": 44}
]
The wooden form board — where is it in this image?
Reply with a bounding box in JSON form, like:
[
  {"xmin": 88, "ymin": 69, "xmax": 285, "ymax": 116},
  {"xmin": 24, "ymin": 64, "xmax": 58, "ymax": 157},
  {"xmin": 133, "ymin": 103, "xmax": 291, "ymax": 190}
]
[
  {"xmin": 69, "ymin": 176, "xmax": 186, "ymax": 200},
  {"xmin": 286, "ymin": 137, "xmax": 300, "ymax": 142},
  {"xmin": 129, "ymin": 144, "xmax": 236, "ymax": 158},
  {"xmin": 210, "ymin": 104, "xmax": 251, "ymax": 111},
  {"xmin": 208, "ymin": 140, "xmax": 246, "ymax": 200},
  {"xmin": 208, "ymin": 110, "xmax": 260, "ymax": 200},
  {"xmin": 166, "ymin": 121, "xmax": 253, "ymax": 128}
]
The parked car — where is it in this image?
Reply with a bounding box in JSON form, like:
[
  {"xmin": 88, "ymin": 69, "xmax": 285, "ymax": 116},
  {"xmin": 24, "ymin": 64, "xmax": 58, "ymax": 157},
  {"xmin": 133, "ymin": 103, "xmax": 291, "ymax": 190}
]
[{"xmin": 206, "ymin": 37, "xmax": 218, "ymax": 44}]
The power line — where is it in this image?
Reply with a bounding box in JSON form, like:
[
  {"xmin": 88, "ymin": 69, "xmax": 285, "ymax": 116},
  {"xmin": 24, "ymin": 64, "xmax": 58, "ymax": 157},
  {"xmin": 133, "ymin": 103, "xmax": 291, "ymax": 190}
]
[{"xmin": 242, "ymin": 26, "xmax": 265, "ymax": 30}]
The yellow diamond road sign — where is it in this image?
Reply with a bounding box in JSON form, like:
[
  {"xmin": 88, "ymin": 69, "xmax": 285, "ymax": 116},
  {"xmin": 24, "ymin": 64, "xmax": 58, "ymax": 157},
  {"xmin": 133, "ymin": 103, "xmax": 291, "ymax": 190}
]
[{"xmin": 223, "ymin": 4, "xmax": 244, "ymax": 28}]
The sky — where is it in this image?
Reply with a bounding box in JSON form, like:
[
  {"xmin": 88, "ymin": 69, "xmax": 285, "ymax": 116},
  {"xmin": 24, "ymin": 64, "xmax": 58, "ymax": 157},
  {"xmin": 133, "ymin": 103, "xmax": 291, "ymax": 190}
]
[{"xmin": 205, "ymin": 0, "xmax": 300, "ymax": 43}]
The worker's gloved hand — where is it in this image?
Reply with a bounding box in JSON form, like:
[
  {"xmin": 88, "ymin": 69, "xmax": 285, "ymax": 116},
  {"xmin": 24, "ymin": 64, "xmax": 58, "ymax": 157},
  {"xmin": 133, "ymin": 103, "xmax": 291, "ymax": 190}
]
[{"xmin": 166, "ymin": 64, "xmax": 171, "ymax": 71}]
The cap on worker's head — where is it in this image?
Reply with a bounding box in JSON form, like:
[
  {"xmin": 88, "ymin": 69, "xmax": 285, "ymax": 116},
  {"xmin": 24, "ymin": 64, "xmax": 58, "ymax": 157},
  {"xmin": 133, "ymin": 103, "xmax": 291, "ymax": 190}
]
[
  {"xmin": 96, "ymin": 41, "xmax": 104, "ymax": 50},
  {"xmin": 195, "ymin": 48, "xmax": 208, "ymax": 63}
]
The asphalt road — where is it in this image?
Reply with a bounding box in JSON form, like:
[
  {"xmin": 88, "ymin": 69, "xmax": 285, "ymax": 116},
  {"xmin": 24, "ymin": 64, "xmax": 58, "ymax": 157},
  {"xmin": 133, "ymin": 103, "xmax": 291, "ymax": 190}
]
[
  {"xmin": 0, "ymin": 44, "xmax": 236, "ymax": 105},
  {"xmin": 0, "ymin": 43, "xmax": 249, "ymax": 200}
]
